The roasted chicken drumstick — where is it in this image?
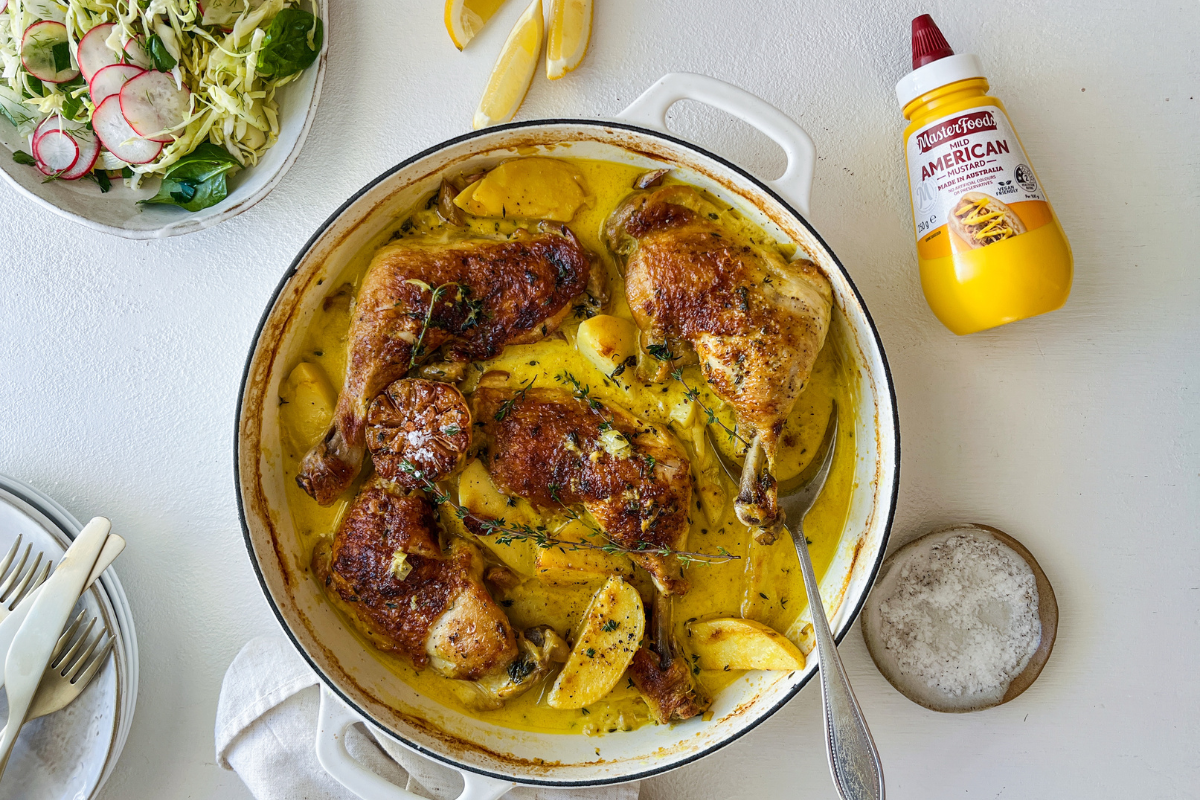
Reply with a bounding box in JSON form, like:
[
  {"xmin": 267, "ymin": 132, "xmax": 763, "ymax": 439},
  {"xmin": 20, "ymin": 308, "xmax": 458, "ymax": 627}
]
[
  {"xmin": 298, "ymin": 226, "xmax": 593, "ymax": 505},
  {"xmin": 312, "ymin": 480, "xmax": 566, "ymax": 705},
  {"xmin": 605, "ymin": 185, "xmax": 832, "ymax": 535}
]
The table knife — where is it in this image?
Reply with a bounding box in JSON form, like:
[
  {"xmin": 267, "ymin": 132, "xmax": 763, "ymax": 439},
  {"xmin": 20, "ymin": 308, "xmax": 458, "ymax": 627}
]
[{"xmin": 0, "ymin": 517, "xmax": 110, "ymax": 777}]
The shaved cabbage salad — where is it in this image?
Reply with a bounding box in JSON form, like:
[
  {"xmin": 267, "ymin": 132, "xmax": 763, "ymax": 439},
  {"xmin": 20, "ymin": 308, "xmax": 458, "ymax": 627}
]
[{"xmin": 0, "ymin": 0, "xmax": 321, "ymax": 210}]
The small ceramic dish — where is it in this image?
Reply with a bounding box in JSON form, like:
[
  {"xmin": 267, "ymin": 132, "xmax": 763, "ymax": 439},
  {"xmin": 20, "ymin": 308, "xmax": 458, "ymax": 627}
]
[
  {"xmin": 861, "ymin": 523, "xmax": 1058, "ymax": 713},
  {"xmin": 0, "ymin": 475, "xmax": 138, "ymax": 798},
  {"xmin": 0, "ymin": 3, "xmax": 328, "ymax": 240}
]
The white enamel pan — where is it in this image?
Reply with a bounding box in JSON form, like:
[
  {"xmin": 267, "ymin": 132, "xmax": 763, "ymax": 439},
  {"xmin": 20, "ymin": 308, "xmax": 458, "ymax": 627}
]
[{"xmin": 236, "ymin": 73, "xmax": 900, "ymax": 799}]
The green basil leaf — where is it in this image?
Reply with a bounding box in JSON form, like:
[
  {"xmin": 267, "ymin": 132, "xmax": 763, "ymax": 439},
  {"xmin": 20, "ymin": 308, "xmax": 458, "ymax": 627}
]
[
  {"xmin": 256, "ymin": 9, "xmax": 322, "ymax": 78},
  {"xmin": 12, "ymin": 150, "xmax": 36, "ymax": 166},
  {"xmin": 141, "ymin": 142, "xmax": 240, "ymax": 212},
  {"xmin": 94, "ymin": 170, "xmax": 111, "ymax": 192},
  {"xmin": 25, "ymin": 75, "xmax": 45, "ymax": 99},
  {"xmin": 148, "ymin": 34, "xmax": 178, "ymax": 72}
]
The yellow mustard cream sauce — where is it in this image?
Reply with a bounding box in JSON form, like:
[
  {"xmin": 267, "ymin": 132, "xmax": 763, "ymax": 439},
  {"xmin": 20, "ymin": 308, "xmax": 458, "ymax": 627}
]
[{"xmin": 278, "ymin": 158, "xmax": 857, "ymax": 735}]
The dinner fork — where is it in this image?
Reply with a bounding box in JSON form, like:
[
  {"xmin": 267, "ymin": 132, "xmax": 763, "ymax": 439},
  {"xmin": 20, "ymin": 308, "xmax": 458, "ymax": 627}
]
[
  {"xmin": 0, "ymin": 536, "xmax": 51, "ymax": 620},
  {"xmin": 708, "ymin": 402, "xmax": 885, "ymax": 800},
  {"xmin": 0, "ymin": 610, "xmax": 114, "ymax": 740}
]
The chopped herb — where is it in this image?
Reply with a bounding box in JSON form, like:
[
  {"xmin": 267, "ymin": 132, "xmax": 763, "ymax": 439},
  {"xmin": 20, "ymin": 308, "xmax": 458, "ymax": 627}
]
[
  {"xmin": 12, "ymin": 151, "xmax": 35, "ymax": 166},
  {"xmin": 585, "ymin": 648, "xmax": 596, "ymax": 658},
  {"xmin": 601, "ymin": 619, "xmax": 619, "ymax": 632}
]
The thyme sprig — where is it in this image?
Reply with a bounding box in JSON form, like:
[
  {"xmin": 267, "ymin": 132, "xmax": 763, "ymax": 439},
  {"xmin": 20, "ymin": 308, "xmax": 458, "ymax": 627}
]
[
  {"xmin": 670, "ymin": 369, "xmax": 751, "ymax": 451},
  {"xmin": 406, "ymin": 281, "xmax": 486, "ymax": 368},
  {"xmin": 493, "ymin": 379, "xmax": 534, "ymax": 421},
  {"xmin": 398, "ymin": 461, "xmax": 738, "ymax": 565},
  {"xmin": 643, "ymin": 342, "xmax": 752, "ymax": 451}
]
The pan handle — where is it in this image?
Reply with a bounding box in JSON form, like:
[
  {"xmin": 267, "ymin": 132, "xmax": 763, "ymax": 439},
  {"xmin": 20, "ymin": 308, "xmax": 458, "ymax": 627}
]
[
  {"xmin": 315, "ymin": 685, "xmax": 515, "ymax": 800},
  {"xmin": 616, "ymin": 72, "xmax": 817, "ymax": 217}
]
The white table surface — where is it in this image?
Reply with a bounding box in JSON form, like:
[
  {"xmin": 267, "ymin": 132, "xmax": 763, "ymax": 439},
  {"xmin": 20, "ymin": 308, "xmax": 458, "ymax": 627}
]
[{"xmin": 1, "ymin": 0, "xmax": 1197, "ymax": 797}]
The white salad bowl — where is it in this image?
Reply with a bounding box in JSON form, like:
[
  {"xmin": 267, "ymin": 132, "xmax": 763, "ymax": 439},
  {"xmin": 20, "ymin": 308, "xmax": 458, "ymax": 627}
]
[
  {"xmin": 236, "ymin": 73, "xmax": 900, "ymax": 799},
  {"xmin": 0, "ymin": 3, "xmax": 328, "ymax": 240}
]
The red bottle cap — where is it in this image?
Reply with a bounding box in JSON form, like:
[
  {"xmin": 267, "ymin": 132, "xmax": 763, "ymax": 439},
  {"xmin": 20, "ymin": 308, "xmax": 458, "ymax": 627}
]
[{"xmin": 911, "ymin": 14, "xmax": 955, "ymax": 69}]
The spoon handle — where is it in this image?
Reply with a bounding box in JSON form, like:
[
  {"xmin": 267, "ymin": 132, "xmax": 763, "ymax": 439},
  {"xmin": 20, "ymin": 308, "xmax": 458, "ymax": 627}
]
[{"xmin": 790, "ymin": 520, "xmax": 885, "ymax": 800}]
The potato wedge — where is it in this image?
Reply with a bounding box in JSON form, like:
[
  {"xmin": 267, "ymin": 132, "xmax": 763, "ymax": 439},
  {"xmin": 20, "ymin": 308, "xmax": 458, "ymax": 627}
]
[
  {"xmin": 576, "ymin": 315, "xmax": 637, "ymax": 380},
  {"xmin": 535, "ymin": 520, "xmax": 633, "ymax": 586},
  {"xmin": 454, "ymin": 158, "xmax": 591, "ymax": 222},
  {"xmin": 546, "ymin": 576, "xmax": 644, "ymax": 709},
  {"xmin": 458, "ymin": 458, "xmax": 509, "ymax": 518},
  {"xmin": 456, "ymin": 458, "xmax": 537, "ymax": 574},
  {"xmin": 280, "ymin": 362, "xmax": 337, "ymax": 450},
  {"xmin": 688, "ymin": 617, "xmax": 805, "ymax": 672}
]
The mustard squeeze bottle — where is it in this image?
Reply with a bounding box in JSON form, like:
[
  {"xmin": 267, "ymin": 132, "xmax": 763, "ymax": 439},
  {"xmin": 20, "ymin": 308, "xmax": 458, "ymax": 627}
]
[{"xmin": 897, "ymin": 15, "xmax": 1072, "ymax": 335}]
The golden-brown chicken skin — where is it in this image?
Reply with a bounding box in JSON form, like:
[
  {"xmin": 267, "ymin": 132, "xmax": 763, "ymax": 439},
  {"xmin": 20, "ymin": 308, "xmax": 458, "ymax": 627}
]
[
  {"xmin": 473, "ymin": 384, "xmax": 693, "ymax": 595},
  {"xmin": 628, "ymin": 647, "xmax": 710, "ymax": 724},
  {"xmin": 366, "ymin": 378, "xmax": 472, "ymax": 490},
  {"xmin": 312, "ymin": 481, "xmax": 517, "ymax": 681},
  {"xmin": 605, "ymin": 185, "xmax": 832, "ymax": 531},
  {"xmin": 298, "ymin": 226, "xmax": 593, "ymax": 506}
]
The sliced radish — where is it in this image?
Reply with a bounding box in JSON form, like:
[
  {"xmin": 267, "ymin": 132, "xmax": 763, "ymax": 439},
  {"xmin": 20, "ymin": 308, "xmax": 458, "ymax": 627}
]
[
  {"xmin": 0, "ymin": 1, "xmax": 8, "ymax": 13},
  {"xmin": 119, "ymin": 70, "xmax": 189, "ymax": 143},
  {"xmin": 123, "ymin": 37, "xmax": 151, "ymax": 69},
  {"xmin": 89, "ymin": 63, "xmax": 144, "ymax": 104},
  {"xmin": 21, "ymin": 20, "xmax": 79, "ymax": 83},
  {"xmin": 92, "ymin": 94, "xmax": 161, "ymax": 164},
  {"xmin": 77, "ymin": 22, "xmax": 119, "ymax": 81},
  {"xmin": 33, "ymin": 128, "xmax": 78, "ymax": 175},
  {"xmin": 32, "ymin": 114, "xmax": 65, "ymax": 145},
  {"xmin": 60, "ymin": 127, "xmax": 99, "ymax": 179}
]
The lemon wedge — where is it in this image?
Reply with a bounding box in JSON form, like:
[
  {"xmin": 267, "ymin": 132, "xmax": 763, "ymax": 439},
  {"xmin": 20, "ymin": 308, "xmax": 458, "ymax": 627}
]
[
  {"xmin": 444, "ymin": 0, "xmax": 510, "ymax": 50},
  {"xmin": 454, "ymin": 157, "xmax": 592, "ymax": 221},
  {"xmin": 546, "ymin": 0, "xmax": 591, "ymax": 80},
  {"xmin": 473, "ymin": 0, "xmax": 543, "ymax": 129}
]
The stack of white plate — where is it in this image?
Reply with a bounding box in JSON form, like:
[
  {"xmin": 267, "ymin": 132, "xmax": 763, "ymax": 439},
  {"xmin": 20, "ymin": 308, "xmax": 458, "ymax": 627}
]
[{"xmin": 0, "ymin": 474, "xmax": 138, "ymax": 799}]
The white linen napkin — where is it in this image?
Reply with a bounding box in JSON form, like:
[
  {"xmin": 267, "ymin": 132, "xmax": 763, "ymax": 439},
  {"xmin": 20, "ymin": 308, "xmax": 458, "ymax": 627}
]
[{"xmin": 216, "ymin": 636, "xmax": 640, "ymax": 800}]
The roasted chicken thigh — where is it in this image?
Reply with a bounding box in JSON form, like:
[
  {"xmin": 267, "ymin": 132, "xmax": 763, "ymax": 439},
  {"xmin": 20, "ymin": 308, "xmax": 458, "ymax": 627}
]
[
  {"xmin": 473, "ymin": 382, "xmax": 693, "ymax": 595},
  {"xmin": 298, "ymin": 227, "xmax": 593, "ymax": 505},
  {"xmin": 605, "ymin": 185, "xmax": 832, "ymax": 534}
]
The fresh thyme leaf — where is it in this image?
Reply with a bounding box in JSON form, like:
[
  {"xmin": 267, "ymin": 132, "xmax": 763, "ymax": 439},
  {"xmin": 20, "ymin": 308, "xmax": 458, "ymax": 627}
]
[
  {"xmin": 646, "ymin": 343, "xmax": 675, "ymax": 362},
  {"xmin": 493, "ymin": 380, "xmax": 533, "ymax": 421},
  {"xmin": 12, "ymin": 150, "xmax": 35, "ymax": 166}
]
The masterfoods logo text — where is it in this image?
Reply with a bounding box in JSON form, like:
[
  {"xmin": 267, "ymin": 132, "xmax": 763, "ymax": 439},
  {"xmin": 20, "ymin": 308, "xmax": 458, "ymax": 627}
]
[{"xmin": 916, "ymin": 111, "xmax": 997, "ymax": 153}]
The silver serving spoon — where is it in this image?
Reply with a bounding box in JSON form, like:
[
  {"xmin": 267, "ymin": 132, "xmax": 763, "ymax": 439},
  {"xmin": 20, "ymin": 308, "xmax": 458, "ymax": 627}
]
[{"xmin": 710, "ymin": 402, "xmax": 885, "ymax": 800}]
